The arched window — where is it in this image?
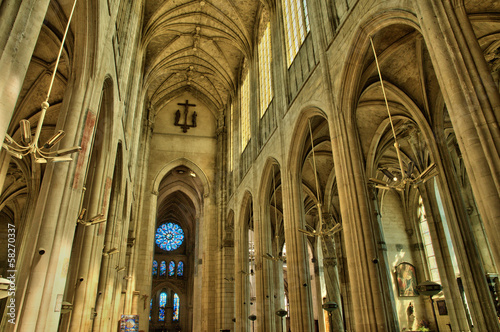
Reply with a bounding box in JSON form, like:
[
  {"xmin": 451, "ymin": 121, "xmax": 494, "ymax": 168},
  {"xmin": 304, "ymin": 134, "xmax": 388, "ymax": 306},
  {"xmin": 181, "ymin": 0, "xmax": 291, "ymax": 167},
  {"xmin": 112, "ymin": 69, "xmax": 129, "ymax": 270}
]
[
  {"xmin": 173, "ymin": 293, "xmax": 180, "ymax": 321},
  {"xmin": 152, "ymin": 260, "xmax": 158, "ymax": 277},
  {"xmin": 282, "ymin": 0, "xmax": 310, "ymax": 66},
  {"xmin": 169, "ymin": 261, "xmax": 175, "ymax": 277},
  {"xmin": 230, "ymin": 103, "xmax": 234, "ymax": 171},
  {"xmin": 160, "ymin": 261, "xmax": 167, "ymax": 276},
  {"xmin": 418, "ymin": 196, "xmax": 440, "ymax": 282},
  {"xmin": 258, "ymin": 21, "xmax": 273, "ymax": 117},
  {"xmin": 240, "ymin": 68, "xmax": 250, "ymax": 150},
  {"xmin": 159, "ymin": 292, "xmax": 167, "ymax": 321},
  {"xmin": 149, "ymin": 298, "xmax": 152, "ymax": 322},
  {"xmin": 177, "ymin": 261, "xmax": 184, "ymax": 276}
]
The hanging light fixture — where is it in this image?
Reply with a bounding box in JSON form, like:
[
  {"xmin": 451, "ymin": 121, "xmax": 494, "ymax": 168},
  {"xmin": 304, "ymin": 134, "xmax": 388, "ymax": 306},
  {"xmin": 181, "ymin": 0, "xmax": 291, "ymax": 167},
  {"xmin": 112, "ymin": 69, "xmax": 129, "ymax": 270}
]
[
  {"xmin": 298, "ymin": 120, "xmax": 342, "ymax": 238},
  {"xmin": 2, "ymin": 0, "xmax": 80, "ymax": 163},
  {"xmin": 368, "ymin": 37, "xmax": 437, "ymax": 190}
]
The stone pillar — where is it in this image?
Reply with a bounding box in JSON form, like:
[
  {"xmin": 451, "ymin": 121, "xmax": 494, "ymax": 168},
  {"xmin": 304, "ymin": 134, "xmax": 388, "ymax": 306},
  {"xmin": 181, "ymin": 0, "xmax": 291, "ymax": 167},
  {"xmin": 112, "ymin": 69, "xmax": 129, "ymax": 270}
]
[
  {"xmin": 311, "ymin": 252, "xmax": 326, "ymax": 332},
  {"xmin": 93, "ymin": 169, "xmax": 125, "ymax": 332},
  {"xmin": 433, "ymin": 126, "xmax": 500, "ymax": 330},
  {"xmin": 234, "ymin": 203, "xmax": 250, "ymax": 332},
  {"xmin": 281, "ymin": 169, "xmax": 314, "ymax": 331},
  {"xmin": 13, "ymin": 70, "xmax": 93, "ymax": 331},
  {"xmin": 369, "ymin": 189, "xmax": 400, "ymax": 331},
  {"xmin": 415, "ymin": 0, "xmax": 500, "ymax": 271},
  {"xmin": 131, "ymin": 103, "xmax": 155, "ymax": 331},
  {"xmin": 254, "ymin": 198, "xmax": 276, "ymax": 332},
  {"xmin": 0, "ymin": 0, "xmax": 51, "ymax": 147},
  {"xmin": 273, "ymin": 239, "xmax": 286, "ymax": 332},
  {"xmin": 68, "ymin": 176, "xmax": 109, "ymax": 331},
  {"xmin": 329, "ymin": 110, "xmax": 394, "ymax": 330},
  {"xmin": 320, "ymin": 234, "xmax": 344, "ymax": 331},
  {"xmin": 215, "ymin": 108, "xmax": 233, "ymax": 330},
  {"xmin": 201, "ymin": 194, "xmax": 218, "ymax": 331}
]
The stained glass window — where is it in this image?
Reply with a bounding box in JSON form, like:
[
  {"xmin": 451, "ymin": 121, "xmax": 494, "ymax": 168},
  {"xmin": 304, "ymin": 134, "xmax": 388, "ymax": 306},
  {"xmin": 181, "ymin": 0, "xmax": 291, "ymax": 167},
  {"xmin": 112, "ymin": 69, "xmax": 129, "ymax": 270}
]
[
  {"xmin": 155, "ymin": 223, "xmax": 185, "ymax": 251},
  {"xmin": 152, "ymin": 260, "xmax": 158, "ymax": 277},
  {"xmin": 240, "ymin": 69, "xmax": 250, "ymax": 150},
  {"xmin": 418, "ymin": 196, "xmax": 440, "ymax": 282},
  {"xmin": 159, "ymin": 292, "xmax": 167, "ymax": 321},
  {"xmin": 160, "ymin": 261, "xmax": 166, "ymax": 276},
  {"xmin": 177, "ymin": 261, "xmax": 184, "ymax": 276},
  {"xmin": 230, "ymin": 103, "xmax": 234, "ymax": 171},
  {"xmin": 258, "ymin": 22, "xmax": 273, "ymax": 117},
  {"xmin": 149, "ymin": 298, "xmax": 152, "ymax": 322},
  {"xmin": 173, "ymin": 293, "xmax": 180, "ymax": 321},
  {"xmin": 283, "ymin": 0, "xmax": 310, "ymax": 66},
  {"xmin": 169, "ymin": 261, "xmax": 175, "ymax": 277}
]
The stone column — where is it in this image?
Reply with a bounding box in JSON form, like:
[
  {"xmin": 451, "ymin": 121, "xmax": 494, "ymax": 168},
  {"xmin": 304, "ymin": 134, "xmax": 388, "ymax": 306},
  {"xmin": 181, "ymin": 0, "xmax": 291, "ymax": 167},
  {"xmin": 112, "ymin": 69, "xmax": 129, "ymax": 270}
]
[
  {"xmin": 131, "ymin": 103, "xmax": 155, "ymax": 330},
  {"xmin": 93, "ymin": 170, "xmax": 125, "ymax": 332},
  {"xmin": 273, "ymin": 238, "xmax": 286, "ymax": 332},
  {"xmin": 0, "ymin": 0, "xmax": 51, "ymax": 147},
  {"xmin": 329, "ymin": 110, "xmax": 394, "ymax": 330},
  {"xmin": 201, "ymin": 194, "xmax": 218, "ymax": 331},
  {"xmin": 320, "ymin": 234, "xmax": 344, "ymax": 331},
  {"xmin": 433, "ymin": 127, "xmax": 500, "ymax": 330},
  {"xmin": 415, "ymin": 0, "xmax": 500, "ymax": 270},
  {"xmin": 254, "ymin": 197, "xmax": 276, "ymax": 332},
  {"xmin": 68, "ymin": 172, "xmax": 109, "ymax": 332},
  {"xmin": 234, "ymin": 203, "xmax": 250, "ymax": 332},
  {"xmin": 215, "ymin": 109, "xmax": 233, "ymax": 330},
  {"xmin": 311, "ymin": 252, "xmax": 326, "ymax": 332},
  {"xmin": 281, "ymin": 169, "xmax": 314, "ymax": 331},
  {"xmin": 369, "ymin": 189, "xmax": 400, "ymax": 331},
  {"xmin": 13, "ymin": 70, "xmax": 94, "ymax": 331}
]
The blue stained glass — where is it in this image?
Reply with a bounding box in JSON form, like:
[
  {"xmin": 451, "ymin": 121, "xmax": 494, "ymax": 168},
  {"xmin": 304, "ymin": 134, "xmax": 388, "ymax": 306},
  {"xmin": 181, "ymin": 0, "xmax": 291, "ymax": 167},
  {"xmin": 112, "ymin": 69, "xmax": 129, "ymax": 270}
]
[
  {"xmin": 149, "ymin": 298, "xmax": 152, "ymax": 322},
  {"xmin": 177, "ymin": 261, "xmax": 184, "ymax": 276},
  {"xmin": 160, "ymin": 261, "xmax": 166, "ymax": 276},
  {"xmin": 173, "ymin": 293, "xmax": 180, "ymax": 321},
  {"xmin": 169, "ymin": 261, "xmax": 175, "ymax": 276},
  {"xmin": 155, "ymin": 223, "xmax": 185, "ymax": 251},
  {"xmin": 152, "ymin": 260, "xmax": 158, "ymax": 276},
  {"xmin": 159, "ymin": 307, "xmax": 165, "ymax": 322},
  {"xmin": 159, "ymin": 292, "xmax": 167, "ymax": 321}
]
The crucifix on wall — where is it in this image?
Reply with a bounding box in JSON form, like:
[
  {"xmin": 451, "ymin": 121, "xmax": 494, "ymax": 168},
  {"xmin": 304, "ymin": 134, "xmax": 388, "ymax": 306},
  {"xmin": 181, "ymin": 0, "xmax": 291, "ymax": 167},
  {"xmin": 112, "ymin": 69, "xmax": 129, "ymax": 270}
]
[{"xmin": 174, "ymin": 100, "xmax": 197, "ymax": 133}]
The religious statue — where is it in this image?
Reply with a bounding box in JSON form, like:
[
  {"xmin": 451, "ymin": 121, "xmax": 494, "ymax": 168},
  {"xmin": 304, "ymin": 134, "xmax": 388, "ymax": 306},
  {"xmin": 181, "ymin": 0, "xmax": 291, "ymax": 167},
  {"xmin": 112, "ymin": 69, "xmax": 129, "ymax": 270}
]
[
  {"xmin": 406, "ymin": 302, "xmax": 415, "ymax": 330},
  {"xmin": 174, "ymin": 100, "xmax": 197, "ymax": 132},
  {"xmin": 192, "ymin": 111, "xmax": 197, "ymax": 127},
  {"xmin": 175, "ymin": 110, "xmax": 181, "ymax": 125}
]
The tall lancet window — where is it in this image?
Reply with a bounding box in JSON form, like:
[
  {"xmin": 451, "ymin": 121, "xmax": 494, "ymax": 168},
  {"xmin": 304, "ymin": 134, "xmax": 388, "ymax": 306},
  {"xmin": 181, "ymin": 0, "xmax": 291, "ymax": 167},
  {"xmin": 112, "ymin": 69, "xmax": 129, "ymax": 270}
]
[
  {"xmin": 152, "ymin": 260, "xmax": 158, "ymax": 277},
  {"xmin": 230, "ymin": 103, "xmax": 234, "ymax": 171},
  {"xmin": 160, "ymin": 261, "xmax": 167, "ymax": 276},
  {"xmin": 177, "ymin": 261, "xmax": 184, "ymax": 276},
  {"xmin": 173, "ymin": 293, "xmax": 180, "ymax": 321},
  {"xmin": 418, "ymin": 196, "xmax": 440, "ymax": 282},
  {"xmin": 240, "ymin": 65, "xmax": 250, "ymax": 150},
  {"xmin": 258, "ymin": 22, "xmax": 273, "ymax": 117},
  {"xmin": 282, "ymin": 0, "xmax": 310, "ymax": 66},
  {"xmin": 169, "ymin": 261, "xmax": 175, "ymax": 277},
  {"xmin": 159, "ymin": 292, "xmax": 167, "ymax": 321}
]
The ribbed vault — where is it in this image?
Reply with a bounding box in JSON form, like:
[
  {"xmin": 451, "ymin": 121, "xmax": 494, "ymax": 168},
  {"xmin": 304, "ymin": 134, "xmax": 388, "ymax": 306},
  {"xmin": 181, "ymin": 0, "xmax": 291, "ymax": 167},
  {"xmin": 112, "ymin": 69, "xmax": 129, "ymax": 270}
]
[{"xmin": 143, "ymin": 0, "xmax": 264, "ymax": 111}]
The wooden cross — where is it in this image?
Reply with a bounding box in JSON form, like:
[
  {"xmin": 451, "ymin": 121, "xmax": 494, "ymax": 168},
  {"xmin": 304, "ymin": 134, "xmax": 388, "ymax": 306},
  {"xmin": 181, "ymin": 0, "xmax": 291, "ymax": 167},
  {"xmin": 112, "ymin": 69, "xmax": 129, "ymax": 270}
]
[{"xmin": 174, "ymin": 100, "xmax": 197, "ymax": 133}]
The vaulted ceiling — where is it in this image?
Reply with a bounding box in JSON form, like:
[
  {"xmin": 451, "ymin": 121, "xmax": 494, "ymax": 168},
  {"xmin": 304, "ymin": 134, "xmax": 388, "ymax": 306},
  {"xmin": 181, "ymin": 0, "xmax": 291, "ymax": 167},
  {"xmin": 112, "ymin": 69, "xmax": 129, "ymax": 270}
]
[{"xmin": 142, "ymin": 0, "xmax": 266, "ymax": 111}]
